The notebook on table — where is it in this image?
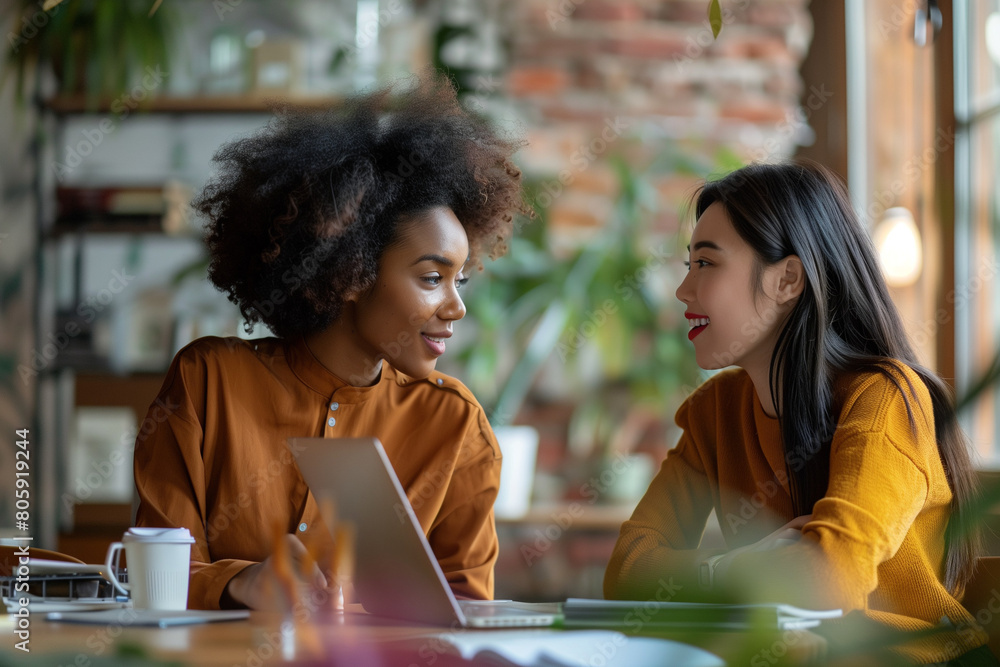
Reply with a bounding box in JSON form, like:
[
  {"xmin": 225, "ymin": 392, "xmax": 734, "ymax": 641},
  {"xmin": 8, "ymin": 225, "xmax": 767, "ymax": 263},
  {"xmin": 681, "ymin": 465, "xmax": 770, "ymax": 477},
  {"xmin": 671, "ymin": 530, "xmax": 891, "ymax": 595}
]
[
  {"xmin": 46, "ymin": 609, "xmax": 250, "ymax": 627},
  {"xmin": 287, "ymin": 436, "xmax": 559, "ymax": 628},
  {"xmin": 430, "ymin": 629, "xmax": 725, "ymax": 667},
  {"xmin": 563, "ymin": 598, "xmax": 842, "ymax": 631}
]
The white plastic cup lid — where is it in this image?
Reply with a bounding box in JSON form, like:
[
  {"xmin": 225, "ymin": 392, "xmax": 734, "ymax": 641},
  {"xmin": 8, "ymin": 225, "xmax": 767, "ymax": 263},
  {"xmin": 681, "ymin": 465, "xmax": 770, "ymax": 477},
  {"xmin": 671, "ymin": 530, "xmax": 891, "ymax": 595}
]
[{"xmin": 123, "ymin": 527, "xmax": 195, "ymax": 544}]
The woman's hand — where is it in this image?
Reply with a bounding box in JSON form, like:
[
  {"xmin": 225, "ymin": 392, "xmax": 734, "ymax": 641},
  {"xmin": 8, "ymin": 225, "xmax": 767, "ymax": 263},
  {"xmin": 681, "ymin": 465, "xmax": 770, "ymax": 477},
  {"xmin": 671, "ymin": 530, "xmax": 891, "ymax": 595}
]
[
  {"xmin": 225, "ymin": 534, "xmax": 329, "ymax": 611},
  {"xmin": 713, "ymin": 514, "xmax": 813, "ymax": 586},
  {"xmin": 753, "ymin": 513, "xmax": 813, "ymax": 551}
]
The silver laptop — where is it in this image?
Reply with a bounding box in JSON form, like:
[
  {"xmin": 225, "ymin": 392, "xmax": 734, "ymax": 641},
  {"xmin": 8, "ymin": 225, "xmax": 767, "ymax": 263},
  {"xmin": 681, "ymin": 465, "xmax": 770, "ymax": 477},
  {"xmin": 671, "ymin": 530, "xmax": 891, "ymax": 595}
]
[{"xmin": 287, "ymin": 437, "xmax": 559, "ymax": 628}]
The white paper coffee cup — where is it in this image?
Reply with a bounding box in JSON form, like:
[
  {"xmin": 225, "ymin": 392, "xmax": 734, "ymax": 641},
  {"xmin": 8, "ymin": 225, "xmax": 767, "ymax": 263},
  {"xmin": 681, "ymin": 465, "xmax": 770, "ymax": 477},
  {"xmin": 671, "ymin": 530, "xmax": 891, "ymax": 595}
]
[{"xmin": 105, "ymin": 527, "xmax": 195, "ymax": 610}]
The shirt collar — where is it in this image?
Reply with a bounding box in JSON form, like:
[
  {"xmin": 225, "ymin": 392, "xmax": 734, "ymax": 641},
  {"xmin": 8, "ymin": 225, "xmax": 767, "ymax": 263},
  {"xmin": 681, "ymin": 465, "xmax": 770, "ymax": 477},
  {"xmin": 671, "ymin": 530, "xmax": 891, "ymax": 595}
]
[
  {"xmin": 286, "ymin": 336, "xmax": 392, "ymax": 402},
  {"xmin": 751, "ymin": 386, "xmax": 781, "ymax": 434},
  {"xmin": 747, "ymin": 381, "xmax": 794, "ymax": 500}
]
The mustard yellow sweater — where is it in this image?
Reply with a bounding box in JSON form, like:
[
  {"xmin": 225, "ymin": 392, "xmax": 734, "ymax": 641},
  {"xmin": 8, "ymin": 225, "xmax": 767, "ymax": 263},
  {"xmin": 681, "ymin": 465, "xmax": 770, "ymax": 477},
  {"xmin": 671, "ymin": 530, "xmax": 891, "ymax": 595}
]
[{"xmin": 604, "ymin": 365, "xmax": 988, "ymax": 664}]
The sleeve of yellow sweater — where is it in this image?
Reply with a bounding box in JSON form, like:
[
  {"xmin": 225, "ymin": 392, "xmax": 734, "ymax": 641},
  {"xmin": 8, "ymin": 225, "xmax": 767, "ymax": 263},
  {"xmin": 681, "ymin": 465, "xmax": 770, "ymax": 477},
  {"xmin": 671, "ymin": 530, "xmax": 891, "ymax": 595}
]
[
  {"xmin": 604, "ymin": 398, "xmax": 721, "ymax": 600},
  {"xmin": 724, "ymin": 372, "xmax": 932, "ymax": 611}
]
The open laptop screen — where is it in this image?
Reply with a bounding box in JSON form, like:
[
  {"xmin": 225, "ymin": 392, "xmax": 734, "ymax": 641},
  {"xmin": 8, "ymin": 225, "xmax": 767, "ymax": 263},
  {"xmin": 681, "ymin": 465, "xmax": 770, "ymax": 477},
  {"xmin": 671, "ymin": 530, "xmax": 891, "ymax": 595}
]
[{"xmin": 287, "ymin": 437, "xmax": 467, "ymax": 626}]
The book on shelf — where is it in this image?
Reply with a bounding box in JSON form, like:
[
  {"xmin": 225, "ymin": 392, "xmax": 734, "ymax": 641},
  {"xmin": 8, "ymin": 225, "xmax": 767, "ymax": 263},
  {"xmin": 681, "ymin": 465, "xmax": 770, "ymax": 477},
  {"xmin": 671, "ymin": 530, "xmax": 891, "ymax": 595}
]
[
  {"xmin": 53, "ymin": 183, "xmax": 193, "ymax": 234},
  {"xmin": 562, "ymin": 598, "xmax": 843, "ymax": 632}
]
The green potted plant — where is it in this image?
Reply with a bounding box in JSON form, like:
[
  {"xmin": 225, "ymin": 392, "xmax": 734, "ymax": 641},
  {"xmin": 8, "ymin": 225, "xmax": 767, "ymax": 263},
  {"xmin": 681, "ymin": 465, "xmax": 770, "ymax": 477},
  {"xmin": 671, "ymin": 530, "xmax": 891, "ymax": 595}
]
[
  {"xmin": 5, "ymin": 0, "xmax": 175, "ymax": 104},
  {"xmin": 451, "ymin": 144, "xmax": 741, "ymax": 503}
]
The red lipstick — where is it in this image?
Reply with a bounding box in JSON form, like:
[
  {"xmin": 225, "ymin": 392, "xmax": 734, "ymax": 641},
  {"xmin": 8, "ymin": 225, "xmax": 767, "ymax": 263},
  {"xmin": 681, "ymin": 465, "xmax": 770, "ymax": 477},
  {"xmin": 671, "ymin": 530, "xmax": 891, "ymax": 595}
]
[{"xmin": 685, "ymin": 313, "xmax": 710, "ymax": 341}]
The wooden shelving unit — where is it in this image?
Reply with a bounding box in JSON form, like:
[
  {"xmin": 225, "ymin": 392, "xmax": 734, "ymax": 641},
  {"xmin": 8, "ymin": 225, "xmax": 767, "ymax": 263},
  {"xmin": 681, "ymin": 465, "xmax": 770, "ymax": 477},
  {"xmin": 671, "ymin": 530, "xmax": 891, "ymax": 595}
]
[
  {"xmin": 44, "ymin": 94, "xmax": 345, "ymax": 115},
  {"xmin": 34, "ymin": 94, "xmax": 278, "ymax": 555}
]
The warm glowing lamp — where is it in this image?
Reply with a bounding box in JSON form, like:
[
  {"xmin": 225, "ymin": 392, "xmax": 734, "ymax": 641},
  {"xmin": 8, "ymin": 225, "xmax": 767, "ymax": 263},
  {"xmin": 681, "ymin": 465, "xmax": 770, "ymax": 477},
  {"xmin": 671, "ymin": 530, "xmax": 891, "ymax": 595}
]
[
  {"xmin": 986, "ymin": 12, "xmax": 1000, "ymax": 67},
  {"xmin": 873, "ymin": 207, "xmax": 923, "ymax": 287}
]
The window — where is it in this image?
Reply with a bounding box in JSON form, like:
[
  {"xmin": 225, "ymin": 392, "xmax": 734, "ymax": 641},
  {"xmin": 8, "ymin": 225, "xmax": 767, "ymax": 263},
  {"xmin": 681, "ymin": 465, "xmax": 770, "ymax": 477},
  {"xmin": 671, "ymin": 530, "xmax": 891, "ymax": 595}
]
[{"xmin": 956, "ymin": 0, "xmax": 1000, "ymax": 462}]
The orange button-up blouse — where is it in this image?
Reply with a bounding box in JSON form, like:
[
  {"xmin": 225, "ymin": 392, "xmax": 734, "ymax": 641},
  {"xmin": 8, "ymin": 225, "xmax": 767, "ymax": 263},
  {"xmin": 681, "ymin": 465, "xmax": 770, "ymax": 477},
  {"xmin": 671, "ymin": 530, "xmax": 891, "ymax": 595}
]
[{"xmin": 134, "ymin": 336, "xmax": 501, "ymax": 610}]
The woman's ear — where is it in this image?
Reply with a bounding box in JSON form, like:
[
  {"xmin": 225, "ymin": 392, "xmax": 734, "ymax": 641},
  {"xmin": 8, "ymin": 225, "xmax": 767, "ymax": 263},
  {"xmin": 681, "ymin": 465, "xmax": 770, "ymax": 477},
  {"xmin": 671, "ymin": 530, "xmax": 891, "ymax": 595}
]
[{"xmin": 775, "ymin": 255, "xmax": 805, "ymax": 304}]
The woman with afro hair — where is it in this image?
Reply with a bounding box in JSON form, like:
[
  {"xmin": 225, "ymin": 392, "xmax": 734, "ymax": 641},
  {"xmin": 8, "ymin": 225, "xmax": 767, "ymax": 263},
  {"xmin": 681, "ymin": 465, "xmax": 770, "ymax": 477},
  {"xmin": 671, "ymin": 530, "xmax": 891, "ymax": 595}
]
[{"xmin": 133, "ymin": 76, "xmax": 528, "ymax": 610}]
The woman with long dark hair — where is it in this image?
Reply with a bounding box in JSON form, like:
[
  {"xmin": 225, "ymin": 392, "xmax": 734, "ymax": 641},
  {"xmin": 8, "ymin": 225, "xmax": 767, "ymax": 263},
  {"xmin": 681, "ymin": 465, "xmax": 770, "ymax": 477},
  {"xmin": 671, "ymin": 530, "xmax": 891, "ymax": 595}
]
[{"xmin": 604, "ymin": 161, "xmax": 992, "ymax": 665}]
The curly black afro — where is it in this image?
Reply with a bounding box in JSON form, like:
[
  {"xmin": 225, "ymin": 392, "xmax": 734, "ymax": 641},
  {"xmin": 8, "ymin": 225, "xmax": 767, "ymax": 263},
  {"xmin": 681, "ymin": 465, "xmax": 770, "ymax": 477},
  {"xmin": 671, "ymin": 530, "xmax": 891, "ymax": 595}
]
[{"xmin": 193, "ymin": 74, "xmax": 528, "ymax": 338}]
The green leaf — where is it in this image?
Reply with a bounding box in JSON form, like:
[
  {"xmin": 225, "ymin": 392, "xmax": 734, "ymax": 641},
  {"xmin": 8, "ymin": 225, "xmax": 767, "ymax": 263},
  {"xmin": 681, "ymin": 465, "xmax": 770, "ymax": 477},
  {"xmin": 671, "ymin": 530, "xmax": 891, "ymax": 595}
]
[{"xmin": 709, "ymin": 0, "xmax": 723, "ymax": 39}]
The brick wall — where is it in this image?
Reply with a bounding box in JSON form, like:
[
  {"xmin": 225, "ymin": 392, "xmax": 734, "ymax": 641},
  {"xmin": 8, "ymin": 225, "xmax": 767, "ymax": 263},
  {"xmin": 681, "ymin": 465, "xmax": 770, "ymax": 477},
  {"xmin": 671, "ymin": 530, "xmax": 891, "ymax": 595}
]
[
  {"xmin": 481, "ymin": 0, "xmax": 817, "ymax": 509},
  {"xmin": 501, "ymin": 0, "xmax": 814, "ymax": 237}
]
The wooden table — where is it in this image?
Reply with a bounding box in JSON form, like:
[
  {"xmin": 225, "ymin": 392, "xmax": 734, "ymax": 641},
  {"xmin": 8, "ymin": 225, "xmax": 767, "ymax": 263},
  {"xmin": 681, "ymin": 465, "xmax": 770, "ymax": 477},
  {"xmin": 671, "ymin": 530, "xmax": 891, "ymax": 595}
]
[{"xmin": 1, "ymin": 605, "xmax": 831, "ymax": 666}]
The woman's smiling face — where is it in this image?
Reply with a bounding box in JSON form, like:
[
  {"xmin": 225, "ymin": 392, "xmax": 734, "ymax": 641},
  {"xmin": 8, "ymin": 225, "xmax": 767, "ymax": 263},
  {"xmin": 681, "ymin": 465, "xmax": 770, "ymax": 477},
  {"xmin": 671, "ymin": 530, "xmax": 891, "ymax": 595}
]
[
  {"xmin": 675, "ymin": 202, "xmax": 789, "ymax": 373},
  {"xmin": 350, "ymin": 206, "xmax": 470, "ymax": 379}
]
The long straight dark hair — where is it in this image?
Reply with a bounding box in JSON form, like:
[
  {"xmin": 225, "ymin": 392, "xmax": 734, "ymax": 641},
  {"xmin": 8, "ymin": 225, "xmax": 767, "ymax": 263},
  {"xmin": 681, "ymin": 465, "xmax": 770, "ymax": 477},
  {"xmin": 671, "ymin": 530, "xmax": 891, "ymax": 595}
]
[{"xmin": 695, "ymin": 160, "xmax": 981, "ymax": 594}]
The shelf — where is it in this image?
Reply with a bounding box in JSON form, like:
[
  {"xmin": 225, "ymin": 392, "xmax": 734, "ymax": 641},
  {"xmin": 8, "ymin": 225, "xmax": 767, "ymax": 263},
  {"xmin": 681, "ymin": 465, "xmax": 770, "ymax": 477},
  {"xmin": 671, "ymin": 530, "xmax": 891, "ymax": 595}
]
[
  {"xmin": 46, "ymin": 221, "xmax": 200, "ymax": 239},
  {"xmin": 495, "ymin": 502, "xmax": 634, "ymax": 531},
  {"xmin": 75, "ymin": 373, "xmax": 168, "ymax": 426},
  {"xmin": 44, "ymin": 93, "xmax": 345, "ymax": 114}
]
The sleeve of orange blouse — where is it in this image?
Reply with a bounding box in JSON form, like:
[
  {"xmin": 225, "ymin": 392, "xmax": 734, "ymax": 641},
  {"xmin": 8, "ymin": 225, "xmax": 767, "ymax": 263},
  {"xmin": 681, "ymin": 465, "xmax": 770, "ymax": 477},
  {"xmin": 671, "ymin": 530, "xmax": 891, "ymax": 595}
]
[
  {"xmin": 604, "ymin": 399, "xmax": 722, "ymax": 601},
  {"xmin": 723, "ymin": 381, "xmax": 931, "ymax": 611},
  {"xmin": 427, "ymin": 410, "xmax": 501, "ymax": 600},
  {"xmin": 133, "ymin": 348, "xmax": 255, "ymax": 610}
]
